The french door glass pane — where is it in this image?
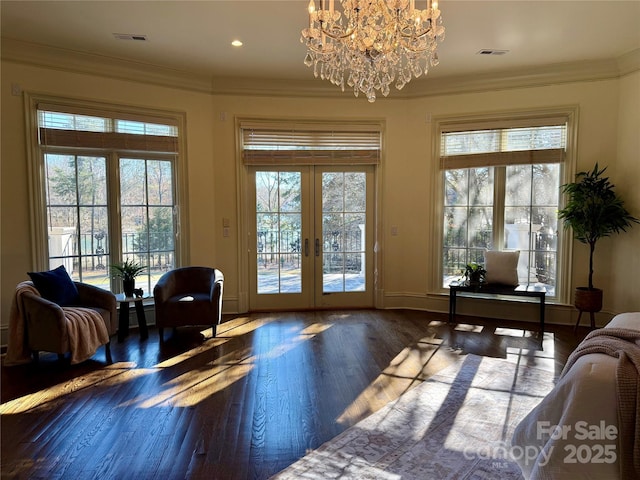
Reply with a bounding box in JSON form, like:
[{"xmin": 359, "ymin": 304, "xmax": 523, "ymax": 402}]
[
  {"xmin": 44, "ymin": 153, "xmax": 110, "ymax": 288},
  {"xmin": 256, "ymin": 171, "xmax": 302, "ymax": 294},
  {"xmin": 322, "ymin": 172, "xmax": 366, "ymax": 293}
]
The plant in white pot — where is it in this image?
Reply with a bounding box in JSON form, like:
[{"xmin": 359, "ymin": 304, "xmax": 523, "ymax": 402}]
[
  {"xmin": 558, "ymin": 163, "xmax": 638, "ymax": 328},
  {"xmin": 109, "ymin": 259, "xmax": 147, "ymax": 297}
]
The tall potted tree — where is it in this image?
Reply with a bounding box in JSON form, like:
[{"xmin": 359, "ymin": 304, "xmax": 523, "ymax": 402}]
[{"xmin": 558, "ymin": 163, "xmax": 638, "ymax": 322}]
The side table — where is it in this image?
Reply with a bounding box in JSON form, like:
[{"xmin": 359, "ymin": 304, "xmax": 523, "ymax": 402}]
[{"xmin": 116, "ymin": 293, "xmax": 150, "ymax": 342}]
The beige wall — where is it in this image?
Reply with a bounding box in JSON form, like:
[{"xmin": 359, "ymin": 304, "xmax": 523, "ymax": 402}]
[
  {"xmin": 611, "ymin": 70, "xmax": 640, "ymax": 312},
  {"xmin": 2, "ymin": 59, "xmax": 640, "ymax": 344}
]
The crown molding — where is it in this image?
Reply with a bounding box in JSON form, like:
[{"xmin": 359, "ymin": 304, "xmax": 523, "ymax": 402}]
[
  {"xmin": 400, "ymin": 55, "xmax": 634, "ymax": 98},
  {"xmin": 1, "ymin": 38, "xmax": 214, "ymax": 93},
  {"xmin": 210, "ymin": 76, "xmax": 344, "ymax": 99},
  {"xmin": 212, "ymin": 52, "xmax": 638, "ymax": 99},
  {"xmin": 2, "ymin": 38, "xmax": 638, "ymax": 99},
  {"xmin": 617, "ymin": 48, "xmax": 640, "ymax": 76}
]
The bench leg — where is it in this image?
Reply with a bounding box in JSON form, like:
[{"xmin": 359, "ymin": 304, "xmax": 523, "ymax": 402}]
[
  {"xmin": 540, "ymin": 295, "xmax": 545, "ymax": 333},
  {"xmin": 449, "ymin": 290, "xmax": 456, "ymax": 324}
]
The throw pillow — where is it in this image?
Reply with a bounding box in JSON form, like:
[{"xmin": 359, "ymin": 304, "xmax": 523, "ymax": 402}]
[
  {"xmin": 28, "ymin": 265, "xmax": 79, "ymax": 306},
  {"xmin": 484, "ymin": 250, "xmax": 520, "ymax": 286}
]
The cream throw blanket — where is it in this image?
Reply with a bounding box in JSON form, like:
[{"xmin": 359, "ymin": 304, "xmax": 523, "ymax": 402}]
[{"xmin": 6, "ymin": 281, "xmax": 109, "ymax": 365}]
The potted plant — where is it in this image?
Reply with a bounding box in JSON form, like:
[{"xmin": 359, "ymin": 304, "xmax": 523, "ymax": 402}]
[
  {"xmin": 463, "ymin": 262, "xmax": 487, "ymax": 285},
  {"xmin": 109, "ymin": 259, "xmax": 147, "ymax": 297},
  {"xmin": 558, "ymin": 163, "xmax": 638, "ymax": 319}
]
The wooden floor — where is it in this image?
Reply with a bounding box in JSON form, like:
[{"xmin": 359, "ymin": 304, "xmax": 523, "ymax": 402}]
[{"xmin": 1, "ymin": 310, "xmax": 587, "ymax": 480}]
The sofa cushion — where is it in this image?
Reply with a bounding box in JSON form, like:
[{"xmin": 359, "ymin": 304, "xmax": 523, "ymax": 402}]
[
  {"xmin": 484, "ymin": 250, "xmax": 520, "ymax": 286},
  {"xmin": 28, "ymin": 265, "xmax": 79, "ymax": 306}
]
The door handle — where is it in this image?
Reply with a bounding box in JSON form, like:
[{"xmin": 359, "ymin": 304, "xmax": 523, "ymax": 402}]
[
  {"xmin": 304, "ymin": 238, "xmax": 309, "ymax": 257},
  {"xmin": 315, "ymin": 238, "xmax": 320, "ymax": 257}
]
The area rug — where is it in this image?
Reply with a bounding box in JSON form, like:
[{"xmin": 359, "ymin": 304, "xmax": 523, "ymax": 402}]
[{"xmin": 272, "ymin": 353, "xmax": 555, "ymax": 480}]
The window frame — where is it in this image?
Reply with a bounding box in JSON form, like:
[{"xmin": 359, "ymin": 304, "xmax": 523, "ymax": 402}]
[
  {"xmin": 430, "ymin": 107, "xmax": 578, "ymax": 304},
  {"xmin": 25, "ymin": 93, "xmax": 190, "ymax": 291}
]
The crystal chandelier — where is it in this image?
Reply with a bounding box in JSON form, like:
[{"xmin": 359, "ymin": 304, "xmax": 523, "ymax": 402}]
[{"xmin": 301, "ymin": 0, "xmax": 445, "ymax": 102}]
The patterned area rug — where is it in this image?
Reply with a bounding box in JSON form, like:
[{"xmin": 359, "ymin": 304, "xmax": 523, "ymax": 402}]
[{"xmin": 272, "ymin": 353, "xmax": 555, "ymax": 480}]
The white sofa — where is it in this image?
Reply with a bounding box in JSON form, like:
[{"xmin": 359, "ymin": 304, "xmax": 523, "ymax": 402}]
[{"xmin": 511, "ymin": 312, "xmax": 640, "ymax": 480}]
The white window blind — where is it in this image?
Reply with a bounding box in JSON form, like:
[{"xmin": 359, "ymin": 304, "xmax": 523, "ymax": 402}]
[
  {"xmin": 440, "ymin": 124, "xmax": 567, "ymax": 170},
  {"xmin": 38, "ymin": 106, "xmax": 179, "ymax": 153},
  {"xmin": 241, "ymin": 121, "xmax": 382, "ymax": 165}
]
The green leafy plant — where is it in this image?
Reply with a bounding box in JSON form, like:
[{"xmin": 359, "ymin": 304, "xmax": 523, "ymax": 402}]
[
  {"xmin": 109, "ymin": 259, "xmax": 147, "ymax": 282},
  {"xmin": 558, "ymin": 163, "xmax": 638, "ymax": 289},
  {"xmin": 462, "ymin": 262, "xmax": 487, "ymax": 284}
]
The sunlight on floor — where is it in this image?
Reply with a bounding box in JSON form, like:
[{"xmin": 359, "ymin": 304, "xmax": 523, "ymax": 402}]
[
  {"xmin": 134, "ymin": 321, "xmax": 335, "ymax": 408},
  {"xmin": 336, "ymin": 332, "xmax": 447, "ymax": 426},
  {"xmin": 1, "ymin": 317, "xmax": 555, "ymax": 431},
  {"xmin": 278, "ymin": 353, "xmax": 553, "ymax": 479},
  {"xmin": 134, "ymin": 350, "xmax": 256, "ymax": 408},
  {"xmin": 0, "ymin": 362, "xmax": 137, "ymax": 415},
  {"xmin": 154, "ymin": 335, "xmax": 230, "ymax": 368},
  {"xmin": 336, "ymin": 323, "xmax": 555, "ymax": 430},
  {"xmin": 441, "ymin": 350, "xmax": 556, "ymax": 460},
  {"xmin": 274, "ymin": 448, "xmax": 402, "ymax": 479},
  {"xmin": 1, "ymin": 316, "xmax": 337, "ymax": 416}
]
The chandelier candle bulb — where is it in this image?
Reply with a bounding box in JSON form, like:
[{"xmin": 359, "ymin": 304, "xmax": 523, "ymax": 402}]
[{"xmin": 301, "ymin": 0, "xmax": 445, "ymax": 102}]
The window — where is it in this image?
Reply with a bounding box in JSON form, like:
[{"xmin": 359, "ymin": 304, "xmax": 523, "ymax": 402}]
[
  {"xmin": 29, "ymin": 97, "xmax": 186, "ymax": 295},
  {"xmin": 437, "ymin": 111, "xmax": 576, "ymax": 301}
]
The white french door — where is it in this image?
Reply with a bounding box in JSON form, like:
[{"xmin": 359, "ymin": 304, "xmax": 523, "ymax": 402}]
[{"xmin": 249, "ymin": 166, "xmax": 374, "ymax": 310}]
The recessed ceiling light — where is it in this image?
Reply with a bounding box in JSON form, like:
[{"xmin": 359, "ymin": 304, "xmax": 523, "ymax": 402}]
[{"xmin": 231, "ymin": 40, "xmax": 243, "ymax": 47}]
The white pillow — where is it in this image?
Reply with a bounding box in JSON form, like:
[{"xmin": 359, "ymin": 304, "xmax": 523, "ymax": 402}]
[{"xmin": 484, "ymin": 250, "xmax": 520, "ymax": 286}]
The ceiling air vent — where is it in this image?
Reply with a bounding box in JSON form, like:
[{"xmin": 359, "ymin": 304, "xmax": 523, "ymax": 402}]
[
  {"xmin": 477, "ymin": 49, "xmax": 509, "ymax": 56},
  {"xmin": 113, "ymin": 33, "xmax": 147, "ymax": 41}
]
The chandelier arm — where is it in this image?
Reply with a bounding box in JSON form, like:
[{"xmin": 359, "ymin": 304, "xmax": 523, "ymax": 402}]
[
  {"xmin": 318, "ymin": 26, "xmax": 357, "ymax": 41},
  {"xmin": 402, "ymin": 27, "xmax": 434, "ymax": 40}
]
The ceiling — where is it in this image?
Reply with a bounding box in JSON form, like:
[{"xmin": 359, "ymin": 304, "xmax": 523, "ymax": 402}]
[{"xmin": 2, "ymin": 1, "xmax": 639, "ymax": 95}]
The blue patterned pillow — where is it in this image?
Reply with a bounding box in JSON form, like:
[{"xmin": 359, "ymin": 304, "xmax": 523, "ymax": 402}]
[{"xmin": 28, "ymin": 265, "xmax": 79, "ymax": 306}]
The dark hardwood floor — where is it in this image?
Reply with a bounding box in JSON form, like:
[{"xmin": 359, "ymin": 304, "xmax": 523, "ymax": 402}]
[{"xmin": 1, "ymin": 310, "xmax": 587, "ymax": 480}]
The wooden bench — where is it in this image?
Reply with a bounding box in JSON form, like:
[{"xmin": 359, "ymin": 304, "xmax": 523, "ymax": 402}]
[{"xmin": 448, "ymin": 281, "xmax": 546, "ymax": 332}]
